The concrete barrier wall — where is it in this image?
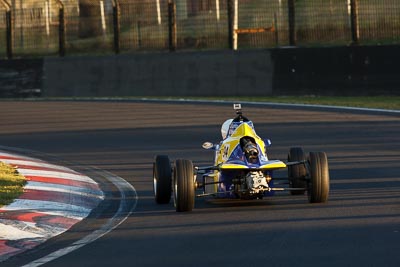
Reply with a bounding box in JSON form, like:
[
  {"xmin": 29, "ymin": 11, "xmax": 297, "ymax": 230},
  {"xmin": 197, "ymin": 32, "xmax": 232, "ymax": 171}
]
[
  {"xmin": 271, "ymin": 45, "xmax": 400, "ymax": 96},
  {"xmin": 43, "ymin": 50, "xmax": 273, "ymax": 97},
  {"xmin": 0, "ymin": 59, "xmax": 43, "ymax": 97},
  {"xmin": 1, "ymin": 45, "xmax": 400, "ymax": 97}
]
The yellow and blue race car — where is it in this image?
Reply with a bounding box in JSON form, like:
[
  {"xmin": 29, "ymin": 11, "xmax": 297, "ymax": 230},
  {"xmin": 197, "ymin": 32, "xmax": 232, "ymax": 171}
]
[{"xmin": 153, "ymin": 104, "xmax": 330, "ymax": 212}]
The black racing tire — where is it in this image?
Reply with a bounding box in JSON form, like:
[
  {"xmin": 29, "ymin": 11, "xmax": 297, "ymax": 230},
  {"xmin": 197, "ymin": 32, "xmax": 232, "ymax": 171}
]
[
  {"xmin": 308, "ymin": 152, "xmax": 330, "ymax": 203},
  {"xmin": 173, "ymin": 159, "xmax": 195, "ymax": 212},
  {"xmin": 153, "ymin": 155, "xmax": 172, "ymax": 204},
  {"xmin": 288, "ymin": 147, "xmax": 307, "ymax": 195}
]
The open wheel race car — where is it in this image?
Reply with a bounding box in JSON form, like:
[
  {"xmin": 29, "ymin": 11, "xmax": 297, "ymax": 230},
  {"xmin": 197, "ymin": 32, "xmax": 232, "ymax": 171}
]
[{"xmin": 153, "ymin": 104, "xmax": 330, "ymax": 212}]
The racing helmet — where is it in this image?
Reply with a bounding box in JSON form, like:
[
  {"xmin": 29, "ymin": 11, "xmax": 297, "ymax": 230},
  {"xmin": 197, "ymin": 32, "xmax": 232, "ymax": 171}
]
[{"xmin": 221, "ymin": 119, "xmax": 233, "ymax": 139}]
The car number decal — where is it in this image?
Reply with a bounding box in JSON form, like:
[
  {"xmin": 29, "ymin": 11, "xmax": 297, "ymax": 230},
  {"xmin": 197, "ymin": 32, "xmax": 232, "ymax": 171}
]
[{"xmin": 222, "ymin": 144, "xmax": 230, "ymax": 161}]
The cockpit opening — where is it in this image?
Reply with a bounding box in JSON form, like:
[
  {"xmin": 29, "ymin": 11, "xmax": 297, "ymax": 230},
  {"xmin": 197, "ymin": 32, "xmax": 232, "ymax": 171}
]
[{"xmin": 240, "ymin": 137, "xmax": 259, "ymax": 163}]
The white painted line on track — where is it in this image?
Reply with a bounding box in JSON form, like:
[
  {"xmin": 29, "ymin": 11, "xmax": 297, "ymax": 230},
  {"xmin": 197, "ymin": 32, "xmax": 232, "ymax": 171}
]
[
  {"xmin": 235, "ymin": 100, "xmax": 400, "ymax": 114},
  {"xmin": 10, "ymin": 100, "xmax": 396, "ymax": 265},
  {"xmin": 22, "ymin": 169, "xmax": 138, "ymax": 267},
  {"xmin": 0, "ymin": 148, "xmax": 110, "ymax": 263},
  {"xmin": 135, "ymin": 98, "xmax": 400, "ymax": 114}
]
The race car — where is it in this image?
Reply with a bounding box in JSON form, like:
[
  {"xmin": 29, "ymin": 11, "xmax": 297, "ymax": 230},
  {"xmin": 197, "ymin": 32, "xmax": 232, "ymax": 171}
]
[{"xmin": 153, "ymin": 104, "xmax": 330, "ymax": 212}]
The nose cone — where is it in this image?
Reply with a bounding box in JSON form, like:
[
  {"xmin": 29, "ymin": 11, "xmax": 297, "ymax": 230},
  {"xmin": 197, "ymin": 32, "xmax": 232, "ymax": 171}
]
[{"xmin": 231, "ymin": 123, "xmax": 257, "ymax": 138}]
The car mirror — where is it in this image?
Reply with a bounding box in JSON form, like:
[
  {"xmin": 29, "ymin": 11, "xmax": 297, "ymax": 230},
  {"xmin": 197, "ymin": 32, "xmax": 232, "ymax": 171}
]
[
  {"xmin": 202, "ymin": 142, "xmax": 216, "ymax": 150},
  {"xmin": 264, "ymin": 139, "xmax": 272, "ymax": 147}
]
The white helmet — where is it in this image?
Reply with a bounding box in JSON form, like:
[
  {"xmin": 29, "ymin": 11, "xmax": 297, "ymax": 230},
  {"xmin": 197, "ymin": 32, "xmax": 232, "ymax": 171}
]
[{"xmin": 221, "ymin": 119, "xmax": 233, "ymax": 139}]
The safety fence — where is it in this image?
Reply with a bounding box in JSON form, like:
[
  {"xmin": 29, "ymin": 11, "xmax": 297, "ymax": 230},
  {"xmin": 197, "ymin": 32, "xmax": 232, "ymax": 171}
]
[{"xmin": 1, "ymin": 0, "xmax": 400, "ymax": 59}]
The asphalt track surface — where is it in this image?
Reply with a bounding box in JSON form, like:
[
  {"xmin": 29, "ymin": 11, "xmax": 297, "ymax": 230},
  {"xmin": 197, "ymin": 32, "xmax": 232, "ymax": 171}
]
[{"xmin": 0, "ymin": 101, "xmax": 399, "ymax": 266}]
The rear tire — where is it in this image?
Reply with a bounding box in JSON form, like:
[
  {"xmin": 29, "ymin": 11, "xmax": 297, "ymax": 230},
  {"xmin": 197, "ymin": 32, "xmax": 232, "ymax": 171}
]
[
  {"xmin": 153, "ymin": 155, "xmax": 172, "ymax": 204},
  {"xmin": 173, "ymin": 159, "xmax": 195, "ymax": 212},
  {"xmin": 308, "ymin": 152, "xmax": 330, "ymax": 203},
  {"xmin": 288, "ymin": 147, "xmax": 307, "ymax": 195}
]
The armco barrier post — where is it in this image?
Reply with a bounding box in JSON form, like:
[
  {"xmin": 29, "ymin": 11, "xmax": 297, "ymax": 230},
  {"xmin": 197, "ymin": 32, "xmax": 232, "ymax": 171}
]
[
  {"xmin": 350, "ymin": 0, "xmax": 359, "ymax": 45},
  {"xmin": 168, "ymin": 1, "xmax": 177, "ymax": 51},
  {"xmin": 288, "ymin": 0, "xmax": 296, "ymax": 46},
  {"xmin": 112, "ymin": 0, "xmax": 120, "ymax": 54}
]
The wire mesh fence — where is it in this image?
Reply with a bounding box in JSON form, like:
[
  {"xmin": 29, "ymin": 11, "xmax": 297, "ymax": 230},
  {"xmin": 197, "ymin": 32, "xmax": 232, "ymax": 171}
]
[
  {"xmin": 119, "ymin": 0, "xmax": 169, "ymax": 51},
  {"xmin": 1, "ymin": 0, "xmax": 400, "ymax": 58},
  {"xmin": 295, "ymin": 0, "xmax": 351, "ymax": 46},
  {"xmin": 177, "ymin": 1, "xmax": 228, "ymax": 50},
  {"xmin": 63, "ymin": 0, "xmax": 114, "ymax": 54},
  {"xmin": 237, "ymin": 0, "xmax": 281, "ymax": 48},
  {"xmin": 13, "ymin": 2, "xmax": 60, "ymax": 56},
  {"xmin": 358, "ymin": 0, "xmax": 400, "ymax": 44}
]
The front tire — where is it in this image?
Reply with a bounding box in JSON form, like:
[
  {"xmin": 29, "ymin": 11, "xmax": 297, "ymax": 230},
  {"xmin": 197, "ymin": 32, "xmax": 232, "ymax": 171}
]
[
  {"xmin": 308, "ymin": 152, "xmax": 330, "ymax": 203},
  {"xmin": 153, "ymin": 155, "xmax": 172, "ymax": 204},
  {"xmin": 288, "ymin": 147, "xmax": 307, "ymax": 195},
  {"xmin": 173, "ymin": 159, "xmax": 195, "ymax": 212}
]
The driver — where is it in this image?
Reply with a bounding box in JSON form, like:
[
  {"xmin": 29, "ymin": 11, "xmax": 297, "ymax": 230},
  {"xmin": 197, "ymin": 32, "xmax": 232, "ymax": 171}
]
[
  {"xmin": 220, "ymin": 107, "xmax": 255, "ymax": 139},
  {"xmin": 241, "ymin": 137, "xmax": 259, "ymax": 163}
]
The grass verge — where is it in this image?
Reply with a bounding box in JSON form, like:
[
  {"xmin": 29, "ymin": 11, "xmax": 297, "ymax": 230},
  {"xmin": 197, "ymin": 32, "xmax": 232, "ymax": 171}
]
[
  {"xmin": 2, "ymin": 96, "xmax": 399, "ymax": 110},
  {"xmin": 0, "ymin": 162, "xmax": 27, "ymax": 207},
  {"xmin": 215, "ymin": 96, "xmax": 400, "ymax": 110}
]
